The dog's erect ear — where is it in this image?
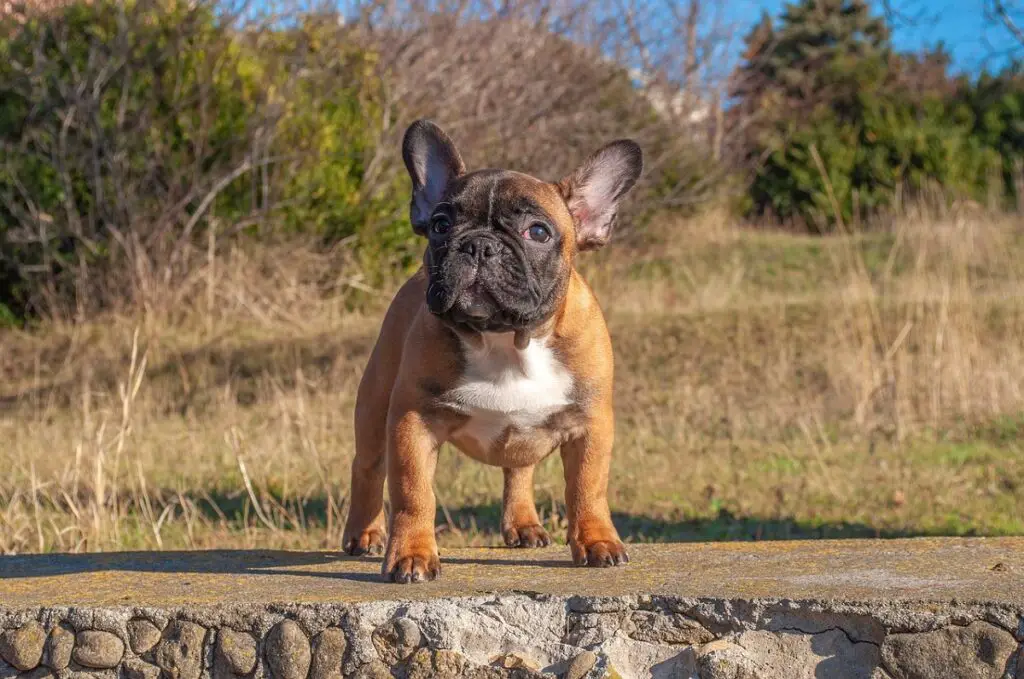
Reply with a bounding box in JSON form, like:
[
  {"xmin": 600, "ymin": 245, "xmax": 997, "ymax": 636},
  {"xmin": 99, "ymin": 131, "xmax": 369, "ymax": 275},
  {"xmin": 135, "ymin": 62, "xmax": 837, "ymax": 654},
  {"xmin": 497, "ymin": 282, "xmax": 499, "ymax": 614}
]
[
  {"xmin": 558, "ymin": 140, "xmax": 643, "ymax": 251},
  {"xmin": 402, "ymin": 120, "xmax": 466, "ymax": 235}
]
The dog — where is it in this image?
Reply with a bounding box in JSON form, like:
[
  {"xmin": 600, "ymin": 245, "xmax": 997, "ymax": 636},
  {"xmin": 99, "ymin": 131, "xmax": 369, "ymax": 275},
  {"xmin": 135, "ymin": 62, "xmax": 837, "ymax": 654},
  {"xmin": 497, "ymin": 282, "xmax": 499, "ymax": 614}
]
[{"xmin": 342, "ymin": 120, "xmax": 643, "ymax": 583}]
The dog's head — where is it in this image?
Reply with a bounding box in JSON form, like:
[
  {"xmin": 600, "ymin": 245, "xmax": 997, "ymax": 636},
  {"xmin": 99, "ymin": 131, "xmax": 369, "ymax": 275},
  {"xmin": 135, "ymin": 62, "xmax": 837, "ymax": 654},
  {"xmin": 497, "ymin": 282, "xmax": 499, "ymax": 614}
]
[{"xmin": 402, "ymin": 120, "xmax": 643, "ymax": 334}]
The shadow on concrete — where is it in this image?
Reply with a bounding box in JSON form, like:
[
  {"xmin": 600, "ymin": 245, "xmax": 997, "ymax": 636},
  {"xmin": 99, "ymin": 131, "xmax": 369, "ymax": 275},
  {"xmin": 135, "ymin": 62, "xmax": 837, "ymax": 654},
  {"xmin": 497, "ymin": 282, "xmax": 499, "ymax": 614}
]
[
  {"xmin": 0, "ymin": 550, "xmax": 381, "ymax": 582},
  {"xmin": 0, "ymin": 547, "xmax": 589, "ymax": 581}
]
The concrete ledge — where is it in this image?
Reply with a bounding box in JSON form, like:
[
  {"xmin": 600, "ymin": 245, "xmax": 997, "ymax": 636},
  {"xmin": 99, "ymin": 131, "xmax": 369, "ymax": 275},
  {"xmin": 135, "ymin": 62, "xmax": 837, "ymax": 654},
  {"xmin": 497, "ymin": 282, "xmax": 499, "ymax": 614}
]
[{"xmin": 0, "ymin": 538, "xmax": 1021, "ymax": 678}]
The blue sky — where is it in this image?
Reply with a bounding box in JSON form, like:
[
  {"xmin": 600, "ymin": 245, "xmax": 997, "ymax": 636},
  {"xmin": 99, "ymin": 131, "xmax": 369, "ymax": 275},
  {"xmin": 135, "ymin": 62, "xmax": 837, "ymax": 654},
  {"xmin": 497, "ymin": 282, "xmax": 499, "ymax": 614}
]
[{"xmin": 739, "ymin": 1, "xmax": 1022, "ymax": 73}]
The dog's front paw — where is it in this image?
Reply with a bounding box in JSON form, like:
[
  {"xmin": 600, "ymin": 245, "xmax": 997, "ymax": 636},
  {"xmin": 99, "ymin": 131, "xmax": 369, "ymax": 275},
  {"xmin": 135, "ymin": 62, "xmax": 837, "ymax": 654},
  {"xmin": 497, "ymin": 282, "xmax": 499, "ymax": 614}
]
[
  {"xmin": 572, "ymin": 539, "xmax": 629, "ymax": 567},
  {"xmin": 342, "ymin": 527, "xmax": 386, "ymax": 556},
  {"xmin": 383, "ymin": 551, "xmax": 440, "ymax": 583},
  {"xmin": 503, "ymin": 523, "xmax": 552, "ymax": 548},
  {"xmin": 382, "ymin": 536, "xmax": 440, "ymax": 583}
]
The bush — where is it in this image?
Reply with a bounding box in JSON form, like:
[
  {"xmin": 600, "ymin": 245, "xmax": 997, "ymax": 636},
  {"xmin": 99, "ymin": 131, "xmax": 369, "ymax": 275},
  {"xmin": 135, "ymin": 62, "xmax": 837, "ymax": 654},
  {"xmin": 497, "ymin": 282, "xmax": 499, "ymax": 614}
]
[
  {"xmin": 0, "ymin": 0, "xmax": 401, "ymax": 321},
  {"xmin": 750, "ymin": 91, "xmax": 1000, "ymax": 230},
  {"xmin": 957, "ymin": 67, "xmax": 1024, "ymax": 210}
]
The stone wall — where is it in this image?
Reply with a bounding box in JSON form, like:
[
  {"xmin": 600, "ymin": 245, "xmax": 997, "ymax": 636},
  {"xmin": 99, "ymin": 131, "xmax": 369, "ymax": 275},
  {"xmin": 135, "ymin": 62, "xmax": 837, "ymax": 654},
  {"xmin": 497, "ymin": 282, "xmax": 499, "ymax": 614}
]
[
  {"xmin": 0, "ymin": 595, "xmax": 1020, "ymax": 679},
  {"xmin": 1, "ymin": 540, "xmax": 1022, "ymax": 679}
]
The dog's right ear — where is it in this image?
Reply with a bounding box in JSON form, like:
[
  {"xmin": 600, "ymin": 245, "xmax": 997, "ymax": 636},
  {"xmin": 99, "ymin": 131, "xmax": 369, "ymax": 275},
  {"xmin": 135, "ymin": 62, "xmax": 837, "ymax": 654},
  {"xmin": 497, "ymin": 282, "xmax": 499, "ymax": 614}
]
[{"xmin": 402, "ymin": 120, "xmax": 466, "ymax": 236}]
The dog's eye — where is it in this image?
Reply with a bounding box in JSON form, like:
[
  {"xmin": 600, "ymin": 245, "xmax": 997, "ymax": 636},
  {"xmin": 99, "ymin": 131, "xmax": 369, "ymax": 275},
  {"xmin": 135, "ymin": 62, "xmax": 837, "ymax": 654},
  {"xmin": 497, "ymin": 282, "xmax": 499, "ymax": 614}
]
[
  {"xmin": 431, "ymin": 215, "xmax": 451, "ymax": 235},
  {"xmin": 525, "ymin": 223, "xmax": 552, "ymax": 243}
]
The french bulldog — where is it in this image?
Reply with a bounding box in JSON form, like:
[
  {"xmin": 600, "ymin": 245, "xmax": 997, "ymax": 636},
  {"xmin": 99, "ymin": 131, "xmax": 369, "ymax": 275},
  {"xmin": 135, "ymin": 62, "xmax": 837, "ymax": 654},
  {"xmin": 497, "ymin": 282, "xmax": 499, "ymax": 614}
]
[{"xmin": 342, "ymin": 120, "xmax": 643, "ymax": 582}]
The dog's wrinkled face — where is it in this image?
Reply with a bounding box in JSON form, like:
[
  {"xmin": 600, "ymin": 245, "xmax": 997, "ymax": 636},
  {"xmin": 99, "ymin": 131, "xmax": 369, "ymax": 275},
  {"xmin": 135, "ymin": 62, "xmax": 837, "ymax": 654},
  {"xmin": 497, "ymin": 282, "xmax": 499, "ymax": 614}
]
[
  {"xmin": 424, "ymin": 170, "xmax": 573, "ymax": 333},
  {"xmin": 402, "ymin": 121, "xmax": 642, "ymax": 334}
]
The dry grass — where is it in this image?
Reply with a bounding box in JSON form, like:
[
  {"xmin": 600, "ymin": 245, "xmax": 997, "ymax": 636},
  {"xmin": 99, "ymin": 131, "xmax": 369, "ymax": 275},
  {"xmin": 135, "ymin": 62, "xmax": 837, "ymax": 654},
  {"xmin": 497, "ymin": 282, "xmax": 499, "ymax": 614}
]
[{"xmin": 1, "ymin": 207, "xmax": 1023, "ymax": 554}]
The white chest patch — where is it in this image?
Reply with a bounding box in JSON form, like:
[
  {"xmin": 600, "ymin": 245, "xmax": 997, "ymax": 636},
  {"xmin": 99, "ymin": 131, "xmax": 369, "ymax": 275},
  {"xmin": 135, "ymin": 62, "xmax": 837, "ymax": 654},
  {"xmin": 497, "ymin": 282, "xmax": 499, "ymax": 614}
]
[{"xmin": 446, "ymin": 333, "xmax": 574, "ymax": 452}]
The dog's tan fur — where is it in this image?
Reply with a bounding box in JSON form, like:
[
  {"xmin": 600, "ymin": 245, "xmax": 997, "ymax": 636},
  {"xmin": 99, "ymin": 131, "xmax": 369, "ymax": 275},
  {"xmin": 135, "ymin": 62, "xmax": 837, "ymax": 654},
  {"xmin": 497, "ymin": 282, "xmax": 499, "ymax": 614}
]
[{"xmin": 342, "ymin": 122, "xmax": 639, "ymax": 582}]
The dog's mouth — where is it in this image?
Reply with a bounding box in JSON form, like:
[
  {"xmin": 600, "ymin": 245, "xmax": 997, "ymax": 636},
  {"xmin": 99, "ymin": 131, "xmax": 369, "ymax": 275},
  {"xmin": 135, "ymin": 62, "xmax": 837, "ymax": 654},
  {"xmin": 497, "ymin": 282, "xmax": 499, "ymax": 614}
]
[
  {"xmin": 453, "ymin": 282, "xmax": 493, "ymax": 319},
  {"xmin": 427, "ymin": 275, "xmax": 531, "ymax": 334}
]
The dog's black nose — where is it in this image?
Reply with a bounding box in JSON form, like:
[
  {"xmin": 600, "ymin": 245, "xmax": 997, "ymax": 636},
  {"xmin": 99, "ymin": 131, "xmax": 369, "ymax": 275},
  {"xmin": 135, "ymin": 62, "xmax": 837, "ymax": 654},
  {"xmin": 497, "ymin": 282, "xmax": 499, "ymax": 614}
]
[{"xmin": 460, "ymin": 238, "xmax": 499, "ymax": 261}]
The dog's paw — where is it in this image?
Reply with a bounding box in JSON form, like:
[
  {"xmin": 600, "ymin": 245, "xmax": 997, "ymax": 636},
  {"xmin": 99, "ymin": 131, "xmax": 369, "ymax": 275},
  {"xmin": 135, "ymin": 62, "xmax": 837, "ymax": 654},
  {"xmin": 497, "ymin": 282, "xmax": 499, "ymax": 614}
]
[
  {"xmin": 503, "ymin": 523, "xmax": 552, "ymax": 548},
  {"xmin": 382, "ymin": 529, "xmax": 440, "ymax": 583},
  {"xmin": 572, "ymin": 539, "xmax": 629, "ymax": 567},
  {"xmin": 382, "ymin": 548, "xmax": 441, "ymax": 583},
  {"xmin": 343, "ymin": 527, "xmax": 386, "ymax": 556}
]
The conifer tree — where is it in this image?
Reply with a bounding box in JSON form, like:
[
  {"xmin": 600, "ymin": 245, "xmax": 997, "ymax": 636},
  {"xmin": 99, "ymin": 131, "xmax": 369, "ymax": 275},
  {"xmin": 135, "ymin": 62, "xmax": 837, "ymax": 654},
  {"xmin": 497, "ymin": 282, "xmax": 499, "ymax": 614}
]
[{"xmin": 734, "ymin": 0, "xmax": 997, "ymax": 229}]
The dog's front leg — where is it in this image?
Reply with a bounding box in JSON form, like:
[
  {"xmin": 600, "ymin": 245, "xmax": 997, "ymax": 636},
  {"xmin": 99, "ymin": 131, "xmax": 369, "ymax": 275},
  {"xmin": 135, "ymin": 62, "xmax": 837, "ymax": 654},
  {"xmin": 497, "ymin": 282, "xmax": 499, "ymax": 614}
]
[
  {"xmin": 561, "ymin": 402, "xmax": 628, "ymax": 567},
  {"xmin": 382, "ymin": 407, "xmax": 441, "ymax": 583}
]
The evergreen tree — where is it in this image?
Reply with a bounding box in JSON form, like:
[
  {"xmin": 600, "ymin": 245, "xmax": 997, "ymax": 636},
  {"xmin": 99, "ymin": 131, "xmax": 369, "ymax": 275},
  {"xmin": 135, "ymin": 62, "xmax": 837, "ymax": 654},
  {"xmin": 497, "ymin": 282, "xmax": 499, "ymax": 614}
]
[
  {"xmin": 735, "ymin": 0, "xmax": 997, "ymax": 229},
  {"xmin": 738, "ymin": 0, "xmax": 889, "ymax": 119}
]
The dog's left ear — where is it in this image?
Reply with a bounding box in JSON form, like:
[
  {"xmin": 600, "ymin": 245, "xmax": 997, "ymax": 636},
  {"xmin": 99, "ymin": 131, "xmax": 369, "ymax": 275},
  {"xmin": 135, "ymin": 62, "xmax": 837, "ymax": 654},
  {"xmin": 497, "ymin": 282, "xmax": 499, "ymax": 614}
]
[
  {"xmin": 402, "ymin": 120, "xmax": 466, "ymax": 236},
  {"xmin": 558, "ymin": 140, "xmax": 643, "ymax": 251}
]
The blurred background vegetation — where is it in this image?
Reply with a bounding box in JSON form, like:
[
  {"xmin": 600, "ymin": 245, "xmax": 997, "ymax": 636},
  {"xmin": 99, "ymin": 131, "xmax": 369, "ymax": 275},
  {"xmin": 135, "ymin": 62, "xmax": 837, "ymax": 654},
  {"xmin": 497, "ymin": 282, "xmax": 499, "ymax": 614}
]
[
  {"xmin": 0, "ymin": 0, "xmax": 1022, "ymax": 552},
  {"xmin": 1, "ymin": 0, "xmax": 1019, "ymax": 323}
]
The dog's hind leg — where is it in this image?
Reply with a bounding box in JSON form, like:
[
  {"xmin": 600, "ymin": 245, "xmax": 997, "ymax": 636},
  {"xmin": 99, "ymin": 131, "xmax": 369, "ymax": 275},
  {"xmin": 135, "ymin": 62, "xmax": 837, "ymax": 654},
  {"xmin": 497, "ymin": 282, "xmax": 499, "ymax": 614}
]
[{"xmin": 501, "ymin": 465, "xmax": 552, "ymax": 548}]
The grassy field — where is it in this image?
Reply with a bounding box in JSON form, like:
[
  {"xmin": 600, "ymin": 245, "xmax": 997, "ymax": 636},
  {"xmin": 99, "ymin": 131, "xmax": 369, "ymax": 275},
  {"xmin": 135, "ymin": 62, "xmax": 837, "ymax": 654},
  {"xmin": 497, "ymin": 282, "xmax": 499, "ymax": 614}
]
[{"xmin": 1, "ymin": 206, "xmax": 1023, "ymax": 554}]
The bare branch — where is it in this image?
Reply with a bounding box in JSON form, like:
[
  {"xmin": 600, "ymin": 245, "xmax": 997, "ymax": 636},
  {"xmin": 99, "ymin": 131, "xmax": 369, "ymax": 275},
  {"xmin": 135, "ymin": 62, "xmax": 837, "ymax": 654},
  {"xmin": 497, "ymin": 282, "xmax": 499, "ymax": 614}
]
[{"xmin": 988, "ymin": 0, "xmax": 1024, "ymax": 45}]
